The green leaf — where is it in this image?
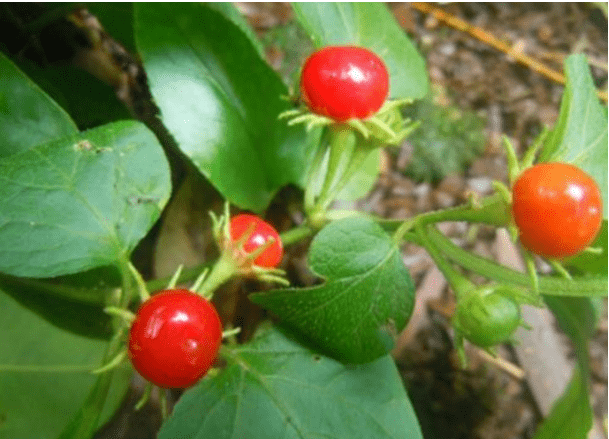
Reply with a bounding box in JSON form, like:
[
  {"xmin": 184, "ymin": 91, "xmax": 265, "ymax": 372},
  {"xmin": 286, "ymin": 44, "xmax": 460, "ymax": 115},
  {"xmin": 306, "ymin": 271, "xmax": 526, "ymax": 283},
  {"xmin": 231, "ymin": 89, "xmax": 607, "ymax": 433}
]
[
  {"xmin": 204, "ymin": 2, "xmax": 266, "ymax": 60},
  {"xmin": 135, "ymin": 3, "xmax": 315, "ymax": 212},
  {"xmin": 292, "ymin": 2, "xmax": 428, "ymax": 100},
  {"xmin": 0, "ymin": 120, "xmax": 171, "ymax": 278},
  {"xmin": 9, "ymin": 57, "xmax": 133, "ymax": 131},
  {"xmin": 0, "ymin": 288, "xmax": 130, "ymax": 439},
  {"xmin": 159, "ymin": 326, "xmax": 423, "ymax": 439},
  {"xmin": 252, "ymin": 217, "xmax": 415, "ymax": 364},
  {"xmin": 57, "ymin": 334, "xmax": 130, "ymax": 439},
  {"xmin": 0, "ymin": 52, "xmax": 78, "ymax": 157},
  {"xmin": 0, "ymin": 265, "xmax": 120, "ymax": 306},
  {"xmin": 0, "ymin": 276, "xmax": 112, "ymax": 339},
  {"xmin": 533, "ymin": 296, "xmax": 596, "ymax": 439},
  {"xmin": 563, "ymin": 220, "xmax": 608, "ymax": 275},
  {"xmin": 539, "ymin": 54, "xmax": 608, "ymax": 218},
  {"xmin": 532, "ymin": 368, "xmax": 592, "ymax": 439}
]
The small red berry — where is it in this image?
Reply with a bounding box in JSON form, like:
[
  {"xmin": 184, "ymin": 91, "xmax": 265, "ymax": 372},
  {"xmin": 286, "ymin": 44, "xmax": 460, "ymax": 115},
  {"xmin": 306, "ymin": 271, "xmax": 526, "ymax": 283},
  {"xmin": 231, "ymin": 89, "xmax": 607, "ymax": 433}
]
[
  {"xmin": 512, "ymin": 162, "xmax": 602, "ymax": 258},
  {"xmin": 128, "ymin": 289, "xmax": 222, "ymax": 388},
  {"xmin": 229, "ymin": 214, "xmax": 283, "ymax": 268},
  {"xmin": 300, "ymin": 46, "xmax": 390, "ymax": 122}
]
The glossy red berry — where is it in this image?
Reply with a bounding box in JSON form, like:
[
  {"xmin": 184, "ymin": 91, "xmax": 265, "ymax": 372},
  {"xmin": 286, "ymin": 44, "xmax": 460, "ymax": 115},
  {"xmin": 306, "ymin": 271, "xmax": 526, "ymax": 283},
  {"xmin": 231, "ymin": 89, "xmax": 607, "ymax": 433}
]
[
  {"xmin": 128, "ymin": 289, "xmax": 222, "ymax": 388},
  {"xmin": 229, "ymin": 214, "xmax": 283, "ymax": 268},
  {"xmin": 300, "ymin": 46, "xmax": 389, "ymax": 122},
  {"xmin": 512, "ymin": 162, "xmax": 602, "ymax": 258}
]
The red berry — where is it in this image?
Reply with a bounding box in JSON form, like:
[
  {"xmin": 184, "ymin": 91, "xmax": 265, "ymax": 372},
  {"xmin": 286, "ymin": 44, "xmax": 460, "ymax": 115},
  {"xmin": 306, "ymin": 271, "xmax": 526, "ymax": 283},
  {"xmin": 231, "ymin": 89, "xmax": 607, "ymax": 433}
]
[
  {"xmin": 128, "ymin": 289, "xmax": 222, "ymax": 388},
  {"xmin": 229, "ymin": 214, "xmax": 283, "ymax": 268},
  {"xmin": 512, "ymin": 162, "xmax": 602, "ymax": 258},
  {"xmin": 300, "ymin": 46, "xmax": 389, "ymax": 122}
]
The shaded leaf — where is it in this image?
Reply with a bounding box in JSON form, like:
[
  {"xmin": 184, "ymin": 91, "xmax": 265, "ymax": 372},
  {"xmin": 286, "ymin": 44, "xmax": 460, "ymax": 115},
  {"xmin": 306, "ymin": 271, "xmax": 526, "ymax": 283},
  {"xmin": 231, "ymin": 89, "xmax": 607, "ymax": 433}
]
[
  {"xmin": 0, "ymin": 52, "xmax": 78, "ymax": 157},
  {"xmin": 252, "ymin": 217, "xmax": 415, "ymax": 364},
  {"xmin": 205, "ymin": 2, "xmax": 266, "ymax": 60},
  {"xmin": 0, "ymin": 288, "xmax": 130, "ymax": 439},
  {"xmin": 159, "ymin": 326, "xmax": 423, "ymax": 439}
]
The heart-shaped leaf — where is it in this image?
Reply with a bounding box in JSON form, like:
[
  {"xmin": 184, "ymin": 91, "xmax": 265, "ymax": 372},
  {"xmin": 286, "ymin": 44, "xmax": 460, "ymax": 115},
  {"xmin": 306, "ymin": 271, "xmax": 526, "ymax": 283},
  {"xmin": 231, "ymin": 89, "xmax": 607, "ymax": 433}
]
[
  {"xmin": 0, "ymin": 52, "xmax": 78, "ymax": 157},
  {"xmin": 539, "ymin": 54, "xmax": 608, "ymax": 218},
  {"xmin": 135, "ymin": 3, "xmax": 316, "ymax": 212},
  {"xmin": 0, "ymin": 120, "xmax": 171, "ymax": 278},
  {"xmin": 159, "ymin": 326, "xmax": 423, "ymax": 439},
  {"xmin": 252, "ymin": 217, "xmax": 415, "ymax": 364},
  {"xmin": 292, "ymin": 2, "xmax": 429, "ymax": 100}
]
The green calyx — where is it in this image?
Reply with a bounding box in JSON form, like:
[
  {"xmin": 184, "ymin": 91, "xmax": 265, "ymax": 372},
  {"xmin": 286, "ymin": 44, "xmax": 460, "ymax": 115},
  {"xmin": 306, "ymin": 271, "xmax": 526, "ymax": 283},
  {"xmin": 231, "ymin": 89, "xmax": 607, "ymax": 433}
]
[
  {"xmin": 279, "ymin": 98, "xmax": 419, "ymax": 146},
  {"xmin": 290, "ymin": 99, "xmax": 420, "ymax": 228},
  {"xmin": 195, "ymin": 203, "xmax": 289, "ymax": 299}
]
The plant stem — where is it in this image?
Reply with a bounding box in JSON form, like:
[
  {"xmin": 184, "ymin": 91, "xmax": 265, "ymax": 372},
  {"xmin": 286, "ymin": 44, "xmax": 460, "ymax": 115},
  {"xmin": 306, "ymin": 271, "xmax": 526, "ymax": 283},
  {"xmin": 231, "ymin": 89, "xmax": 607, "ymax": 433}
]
[
  {"xmin": 427, "ymin": 227, "xmax": 608, "ymax": 297},
  {"xmin": 195, "ymin": 253, "xmax": 237, "ymax": 300},
  {"xmin": 304, "ymin": 135, "xmax": 331, "ymax": 213},
  {"xmin": 319, "ymin": 146, "xmax": 374, "ymax": 212},
  {"xmin": 392, "ymin": 193, "xmax": 510, "ymax": 241},
  {"xmin": 280, "ymin": 225, "xmax": 314, "ymax": 246},
  {"xmin": 315, "ymin": 126, "xmax": 356, "ymax": 209},
  {"xmin": 128, "ymin": 261, "xmax": 150, "ymax": 302},
  {"xmin": 414, "ymin": 224, "xmax": 474, "ymax": 298}
]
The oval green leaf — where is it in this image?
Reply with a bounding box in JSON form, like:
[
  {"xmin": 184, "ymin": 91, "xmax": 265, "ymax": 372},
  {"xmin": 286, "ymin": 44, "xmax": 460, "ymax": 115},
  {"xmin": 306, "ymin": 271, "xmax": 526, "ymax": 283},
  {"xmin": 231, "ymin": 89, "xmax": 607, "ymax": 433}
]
[
  {"xmin": 0, "ymin": 120, "xmax": 171, "ymax": 278},
  {"xmin": 134, "ymin": 3, "xmax": 315, "ymax": 212},
  {"xmin": 252, "ymin": 217, "xmax": 415, "ymax": 364},
  {"xmin": 292, "ymin": 2, "xmax": 429, "ymax": 100},
  {"xmin": 539, "ymin": 54, "xmax": 608, "ymax": 218},
  {"xmin": 159, "ymin": 326, "xmax": 423, "ymax": 439},
  {"xmin": 0, "ymin": 52, "xmax": 78, "ymax": 157},
  {"xmin": 0, "ymin": 287, "xmax": 130, "ymax": 439}
]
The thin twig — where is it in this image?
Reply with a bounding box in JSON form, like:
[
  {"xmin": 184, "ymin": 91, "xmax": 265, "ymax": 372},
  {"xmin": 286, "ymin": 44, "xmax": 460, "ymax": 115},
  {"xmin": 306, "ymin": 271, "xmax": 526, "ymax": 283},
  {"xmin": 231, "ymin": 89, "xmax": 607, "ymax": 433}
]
[
  {"xmin": 411, "ymin": 2, "xmax": 608, "ymax": 103},
  {"xmin": 472, "ymin": 347, "xmax": 527, "ymax": 380}
]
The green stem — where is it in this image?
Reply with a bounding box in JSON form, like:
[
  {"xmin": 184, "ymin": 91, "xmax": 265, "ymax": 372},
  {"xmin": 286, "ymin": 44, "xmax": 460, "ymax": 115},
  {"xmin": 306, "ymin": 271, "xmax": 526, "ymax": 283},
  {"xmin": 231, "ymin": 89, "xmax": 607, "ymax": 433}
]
[
  {"xmin": 195, "ymin": 253, "xmax": 237, "ymax": 299},
  {"xmin": 316, "ymin": 127, "xmax": 356, "ymax": 209},
  {"xmin": 280, "ymin": 225, "xmax": 314, "ymax": 246},
  {"xmin": 304, "ymin": 135, "xmax": 331, "ymax": 212},
  {"xmin": 427, "ymin": 227, "xmax": 608, "ymax": 297},
  {"xmin": 319, "ymin": 146, "xmax": 374, "ymax": 212},
  {"xmin": 414, "ymin": 224, "xmax": 474, "ymax": 298},
  {"xmin": 502, "ymin": 135, "xmax": 521, "ymax": 184},
  {"xmin": 392, "ymin": 193, "xmax": 510, "ymax": 241},
  {"xmin": 127, "ymin": 261, "xmax": 150, "ymax": 302}
]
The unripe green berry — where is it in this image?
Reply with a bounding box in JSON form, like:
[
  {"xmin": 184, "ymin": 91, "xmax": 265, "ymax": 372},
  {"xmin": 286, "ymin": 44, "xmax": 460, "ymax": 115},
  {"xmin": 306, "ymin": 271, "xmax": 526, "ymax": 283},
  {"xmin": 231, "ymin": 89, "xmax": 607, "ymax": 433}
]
[{"xmin": 454, "ymin": 286, "xmax": 521, "ymax": 348}]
